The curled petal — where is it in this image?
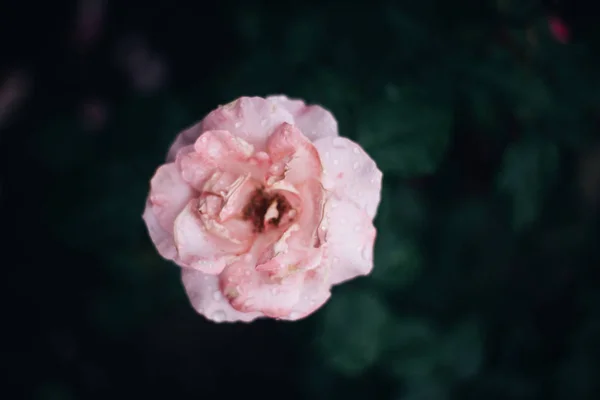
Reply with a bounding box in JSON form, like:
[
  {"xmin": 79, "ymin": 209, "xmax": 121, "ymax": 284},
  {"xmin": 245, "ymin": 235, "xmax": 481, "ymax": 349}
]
[
  {"xmin": 219, "ymin": 258, "xmax": 304, "ymax": 318},
  {"xmin": 266, "ymin": 123, "xmax": 323, "ymax": 184},
  {"xmin": 182, "ymin": 269, "xmax": 262, "ymax": 323},
  {"xmin": 167, "ymin": 122, "xmax": 203, "ymax": 162},
  {"xmin": 320, "ymin": 196, "xmax": 376, "ymax": 285},
  {"xmin": 201, "ymin": 97, "xmax": 294, "ymax": 150},
  {"xmin": 147, "ymin": 163, "xmax": 193, "ymax": 232},
  {"xmin": 281, "ymin": 266, "xmax": 331, "ymax": 321},
  {"xmin": 142, "ymin": 203, "xmax": 178, "ymax": 260},
  {"xmin": 267, "ymin": 95, "xmax": 339, "ymax": 142},
  {"xmin": 173, "ymin": 201, "xmax": 247, "ymax": 273},
  {"xmin": 313, "ymin": 136, "xmax": 382, "ymax": 219}
]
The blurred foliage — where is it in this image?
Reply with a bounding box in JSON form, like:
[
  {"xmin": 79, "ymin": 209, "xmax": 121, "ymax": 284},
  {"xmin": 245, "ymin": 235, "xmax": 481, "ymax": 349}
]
[{"xmin": 5, "ymin": 0, "xmax": 600, "ymax": 399}]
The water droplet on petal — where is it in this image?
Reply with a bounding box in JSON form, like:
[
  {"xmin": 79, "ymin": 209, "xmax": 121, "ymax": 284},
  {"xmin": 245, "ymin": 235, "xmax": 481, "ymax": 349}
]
[
  {"xmin": 261, "ymin": 118, "xmax": 268, "ymax": 127},
  {"xmin": 332, "ymin": 256, "xmax": 340, "ymax": 264},
  {"xmin": 354, "ymin": 225, "xmax": 361, "ymax": 232},
  {"xmin": 333, "ymin": 159, "xmax": 339, "ymax": 166},
  {"xmin": 361, "ymin": 246, "xmax": 371, "ymax": 260},
  {"xmin": 353, "ymin": 147, "xmax": 360, "ymax": 154},
  {"xmin": 211, "ymin": 310, "xmax": 226, "ymax": 322},
  {"xmin": 332, "ymin": 137, "xmax": 345, "ymax": 148},
  {"xmin": 213, "ymin": 291, "xmax": 222, "ymax": 301},
  {"xmin": 289, "ymin": 311, "xmax": 301, "ymax": 319},
  {"xmin": 235, "ymin": 121, "xmax": 242, "ymax": 128},
  {"xmin": 353, "ymin": 162, "xmax": 360, "ymax": 170},
  {"xmin": 324, "ymin": 151, "xmax": 330, "ymax": 159}
]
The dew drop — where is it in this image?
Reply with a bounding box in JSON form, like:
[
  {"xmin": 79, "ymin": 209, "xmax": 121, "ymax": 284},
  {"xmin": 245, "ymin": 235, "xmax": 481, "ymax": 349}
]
[
  {"xmin": 213, "ymin": 291, "xmax": 222, "ymax": 301},
  {"xmin": 332, "ymin": 256, "xmax": 340, "ymax": 264},
  {"xmin": 354, "ymin": 225, "xmax": 361, "ymax": 232},
  {"xmin": 261, "ymin": 118, "xmax": 268, "ymax": 127},
  {"xmin": 333, "ymin": 159, "xmax": 339, "ymax": 165},
  {"xmin": 353, "ymin": 162, "xmax": 360, "ymax": 170},
  {"xmin": 353, "ymin": 147, "xmax": 360, "ymax": 154},
  {"xmin": 361, "ymin": 245, "xmax": 371, "ymax": 260},
  {"xmin": 235, "ymin": 121, "xmax": 242, "ymax": 128},
  {"xmin": 211, "ymin": 310, "xmax": 226, "ymax": 322},
  {"xmin": 332, "ymin": 137, "xmax": 345, "ymax": 148}
]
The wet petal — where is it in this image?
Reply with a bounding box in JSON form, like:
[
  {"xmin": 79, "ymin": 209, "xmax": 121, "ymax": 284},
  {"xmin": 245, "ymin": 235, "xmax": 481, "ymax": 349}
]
[
  {"xmin": 267, "ymin": 95, "xmax": 338, "ymax": 142},
  {"xmin": 266, "ymin": 123, "xmax": 323, "ymax": 184},
  {"xmin": 281, "ymin": 266, "xmax": 331, "ymax": 320},
  {"xmin": 313, "ymin": 136, "xmax": 382, "ymax": 220},
  {"xmin": 167, "ymin": 122, "xmax": 203, "ymax": 162},
  {"xmin": 201, "ymin": 97, "xmax": 294, "ymax": 150},
  {"xmin": 147, "ymin": 163, "xmax": 193, "ymax": 232},
  {"xmin": 219, "ymin": 258, "xmax": 304, "ymax": 318},
  {"xmin": 173, "ymin": 201, "xmax": 245, "ymax": 273},
  {"xmin": 182, "ymin": 269, "xmax": 262, "ymax": 323},
  {"xmin": 142, "ymin": 202, "xmax": 178, "ymax": 260},
  {"xmin": 320, "ymin": 196, "xmax": 377, "ymax": 285}
]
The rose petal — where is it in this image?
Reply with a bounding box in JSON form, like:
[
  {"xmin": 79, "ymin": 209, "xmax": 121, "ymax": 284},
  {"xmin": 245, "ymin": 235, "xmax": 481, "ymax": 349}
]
[
  {"xmin": 142, "ymin": 202, "xmax": 178, "ymax": 260},
  {"xmin": 319, "ymin": 195, "xmax": 376, "ymax": 285},
  {"xmin": 147, "ymin": 163, "xmax": 194, "ymax": 232},
  {"xmin": 182, "ymin": 269, "xmax": 262, "ymax": 323},
  {"xmin": 167, "ymin": 122, "xmax": 203, "ymax": 162},
  {"xmin": 281, "ymin": 266, "xmax": 331, "ymax": 320},
  {"xmin": 313, "ymin": 136, "xmax": 382, "ymax": 220},
  {"xmin": 267, "ymin": 95, "xmax": 338, "ymax": 142},
  {"xmin": 201, "ymin": 97, "xmax": 294, "ymax": 150},
  {"xmin": 219, "ymin": 258, "xmax": 304, "ymax": 318},
  {"xmin": 266, "ymin": 123, "xmax": 323, "ymax": 184},
  {"xmin": 173, "ymin": 200, "xmax": 245, "ymax": 273}
]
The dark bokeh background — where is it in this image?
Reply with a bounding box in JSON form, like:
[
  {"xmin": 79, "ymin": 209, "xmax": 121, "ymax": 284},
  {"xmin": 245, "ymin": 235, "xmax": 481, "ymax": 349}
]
[{"xmin": 4, "ymin": 0, "xmax": 600, "ymax": 399}]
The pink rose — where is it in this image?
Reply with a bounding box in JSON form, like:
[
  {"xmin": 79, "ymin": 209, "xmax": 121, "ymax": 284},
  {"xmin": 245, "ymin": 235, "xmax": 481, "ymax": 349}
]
[{"xmin": 142, "ymin": 96, "xmax": 382, "ymax": 322}]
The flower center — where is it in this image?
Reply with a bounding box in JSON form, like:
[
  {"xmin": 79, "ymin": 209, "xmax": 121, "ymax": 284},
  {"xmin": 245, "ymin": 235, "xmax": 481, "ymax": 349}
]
[{"xmin": 243, "ymin": 188, "xmax": 292, "ymax": 233}]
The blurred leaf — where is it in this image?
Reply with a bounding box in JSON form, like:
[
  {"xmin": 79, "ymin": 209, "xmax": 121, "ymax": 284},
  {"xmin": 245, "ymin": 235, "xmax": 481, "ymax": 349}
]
[
  {"xmin": 357, "ymin": 87, "xmax": 453, "ymax": 177},
  {"xmin": 318, "ymin": 289, "xmax": 390, "ymax": 376},
  {"xmin": 400, "ymin": 379, "xmax": 450, "ymax": 400},
  {"xmin": 496, "ymin": 137, "xmax": 560, "ymax": 231},
  {"xmin": 383, "ymin": 317, "xmax": 439, "ymax": 380},
  {"xmin": 371, "ymin": 234, "xmax": 422, "ymax": 291},
  {"xmin": 438, "ymin": 320, "xmax": 484, "ymax": 380}
]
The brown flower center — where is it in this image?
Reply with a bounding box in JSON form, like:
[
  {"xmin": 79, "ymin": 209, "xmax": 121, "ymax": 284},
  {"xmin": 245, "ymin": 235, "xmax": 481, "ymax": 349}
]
[{"xmin": 243, "ymin": 188, "xmax": 292, "ymax": 233}]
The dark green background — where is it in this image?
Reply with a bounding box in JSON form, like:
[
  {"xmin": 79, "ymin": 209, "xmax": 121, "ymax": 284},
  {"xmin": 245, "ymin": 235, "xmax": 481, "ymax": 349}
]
[{"xmin": 4, "ymin": 0, "xmax": 600, "ymax": 399}]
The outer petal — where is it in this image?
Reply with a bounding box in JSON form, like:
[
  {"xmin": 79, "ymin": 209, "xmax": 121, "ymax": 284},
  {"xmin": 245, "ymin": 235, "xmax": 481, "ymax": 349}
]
[
  {"xmin": 267, "ymin": 95, "xmax": 338, "ymax": 142},
  {"xmin": 142, "ymin": 203, "xmax": 178, "ymax": 260},
  {"xmin": 266, "ymin": 123, "xmax": 323, "ymax": 184},
  {"xmin": 201, "ymin": 97, "xmax": 294, "ymax": 150},
  {"xmin": 280, "ymin": 265, "xmax": 331, "ymax": 321},
  {"xmin": 167, "ymin": 122, "xmax": 203, "ymax": 162},
  {"xmin": 173, "ymin": 201, "xmax": 244, "ymax": 273},
  {"xmin": 146, "ymin": 163, "xmax": 194, "ymax": 232},
  {"xmin": 182, "ymin": 269, "xmax": 262, "ymax": 323},
  {"xmin": 313, "ymin": 136, "xmax": 382, "ymax": 220},
  {"xmin": 219, "ymin": 258, "xmax": 305, "ymax": 318},
  {"xmin": 320, "ymin": 195, "xmax": 376, "ymax": 285}
]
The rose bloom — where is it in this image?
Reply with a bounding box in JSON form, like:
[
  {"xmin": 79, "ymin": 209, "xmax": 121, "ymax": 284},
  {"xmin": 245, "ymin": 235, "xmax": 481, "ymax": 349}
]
[{"xmin": 143, "ymin": 96, "xmax": 382, "ymax": 322}]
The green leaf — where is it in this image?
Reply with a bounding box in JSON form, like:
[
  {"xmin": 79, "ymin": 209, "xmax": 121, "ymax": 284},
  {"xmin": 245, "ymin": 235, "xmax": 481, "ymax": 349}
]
[
  {"xmin": 371, "ymin": 234, "xmax": 422, "ymax": 291},
  {"xmin": 401, "ymin": 379, "xmax": 450, "ymax": 400},
  {"xmin": 383, "ymin": 317, "xmax": 439, "ymax": 380},
  {"xmin": 496, "ymin": 137, "xmax": 560, "ymax": 231},
  {"xmin": 438, "ymin": 320, "xmax": 484, "ymax": 380},
  {"xmin": 357, "ymin": 87, "xmax": 453, "ymax": 177},
  {"xmin": 318, "ymin": 289, "xmax": 390, "ymax": 376}
]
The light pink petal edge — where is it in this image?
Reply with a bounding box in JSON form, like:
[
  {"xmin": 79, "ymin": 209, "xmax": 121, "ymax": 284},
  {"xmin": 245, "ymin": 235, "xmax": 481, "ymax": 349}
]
[{"xmin": 313, "ymin": 136, "xmax": 382, "ymax": 220}]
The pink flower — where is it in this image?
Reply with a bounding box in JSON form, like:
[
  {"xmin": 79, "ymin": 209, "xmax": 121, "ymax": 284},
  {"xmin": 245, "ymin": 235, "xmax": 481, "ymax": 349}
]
[{"xmin": 142, "ymin": 96, "xmax": 382, "ymax": 322}]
